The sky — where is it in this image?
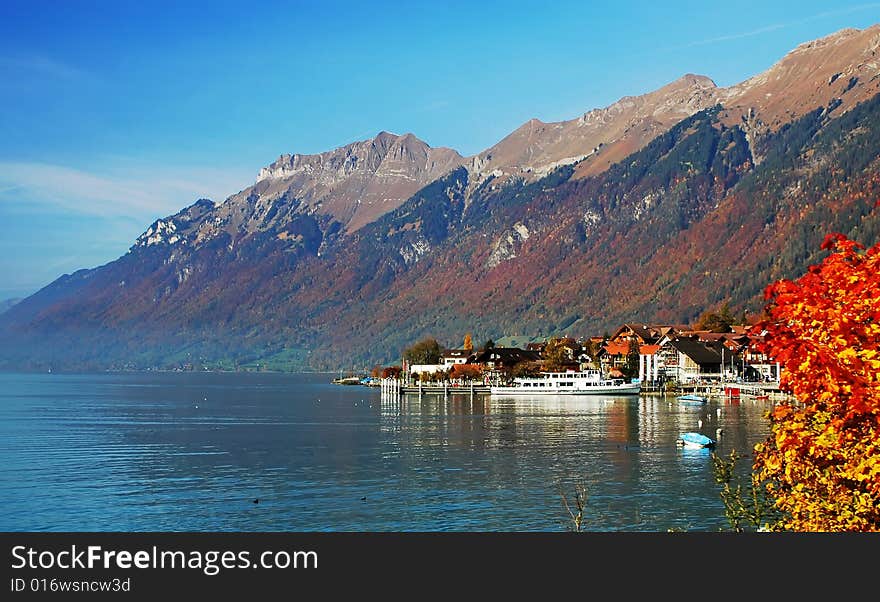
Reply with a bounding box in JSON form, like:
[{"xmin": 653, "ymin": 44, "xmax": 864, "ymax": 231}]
[{"xmin": 1, "ymin": 0, "xmax": 879, "ymax": 299}]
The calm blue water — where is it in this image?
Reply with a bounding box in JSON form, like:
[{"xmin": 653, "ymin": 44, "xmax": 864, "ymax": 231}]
[{"xmin": 0, "ymin": 372, "xmax": 773, "ymax": 532}]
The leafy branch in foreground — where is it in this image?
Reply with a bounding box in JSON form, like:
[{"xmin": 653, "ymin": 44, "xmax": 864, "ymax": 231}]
[
  {"xmin": 711, "ymin": 449, "xmax": 779, "ymax": 532},
  {"xmin": 559, "ymin": 482, "xmax": 589, "ymax": 532}
]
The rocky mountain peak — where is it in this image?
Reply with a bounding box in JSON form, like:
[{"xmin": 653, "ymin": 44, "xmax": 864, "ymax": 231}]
[
  {"xmin": 676, "ymin": 73, "xmax": 717, "ymax": 86},
  {"xmin": 240, "ymin": 131, "xmax": 464, "ymax": 233},
  {"xmin": 720, "ymin": 24, "xmax": 880, "ymax": 131},
  {"xmin": 133, "ymin": 197, "xmax": 216, "ymax": 249},
  {"xmin": 788, "ymin": 26, "xmax": 864, "ymax": 54},
  {"xmin": 466, "ymin": 70, "xmax": 721, "ymax": 185}
]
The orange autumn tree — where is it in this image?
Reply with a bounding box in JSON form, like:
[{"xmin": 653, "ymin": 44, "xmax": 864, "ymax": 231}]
[
  {"xmin": 449, "ymin": 363, "xmax": 482, "ymax": 381},
  {"xmin": 751, "ymin": 232, "xmax": 880, "ymax": 531}
]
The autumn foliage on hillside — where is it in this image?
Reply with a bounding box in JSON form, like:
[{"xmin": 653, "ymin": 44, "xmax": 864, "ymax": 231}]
[{"xmin": 751, "ymin": 231, "xmax": 880, "ymax": 531}]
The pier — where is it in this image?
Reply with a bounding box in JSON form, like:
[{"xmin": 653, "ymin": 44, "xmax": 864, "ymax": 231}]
[
  {"xmin": 381, "ymin": 378, "xmax": 489, "ymax": 401},
  {"xmin": 675, "ymin": 380, "xmax": 789, "ymax": 402}
]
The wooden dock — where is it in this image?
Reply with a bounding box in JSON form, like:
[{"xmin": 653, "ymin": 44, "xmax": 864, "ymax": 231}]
[
  {"xmin": 675, "ymin": 381, "xmax": 789, "ymax": 401},
  {"xmin": 377, "ymin": 378, "xmax": 488, "ymax": 404},
  {"xmin": 400, "ymin": 382, "xmax": 490, "ymax": 395}
]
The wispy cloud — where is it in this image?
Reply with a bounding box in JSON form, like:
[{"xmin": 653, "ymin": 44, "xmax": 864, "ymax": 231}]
[
  {"xmin": 0, "ymin": 54, "xmax": 96, "ymax": 92},
  {"xmin": 670, "ymin": 3, "xmax": 880, "ymax": 50},
  {"xmin": 0, "ymin": 161, "xmax": 251, "ymax": 221},
  {"xmin": 677, "ymin": 24, "xmax": 787, "ymax": 49}
]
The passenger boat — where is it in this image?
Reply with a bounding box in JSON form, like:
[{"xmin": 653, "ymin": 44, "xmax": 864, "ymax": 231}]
[
  {"xmin": 676, "ymin": 432, "xmax": 716, "ymax": 449},
  {"xmin": 490, "ymin": 370, "xmax": 641, "ymax": 396}
]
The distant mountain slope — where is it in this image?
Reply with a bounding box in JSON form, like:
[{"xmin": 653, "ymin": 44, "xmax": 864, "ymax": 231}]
[
  {"xmin": 1, "ymin": 25, "xmax": 879, "ymax": 372},
  {"xmin": 311, "ymin": 97, "xmax": 880, "ymax": 368}
]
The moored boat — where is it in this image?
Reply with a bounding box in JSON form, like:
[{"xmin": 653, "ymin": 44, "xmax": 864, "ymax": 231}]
[
  {"xmin": 676, "ymin": 432, "xmax": 716, "ymax": 448},
  {"xmin": 490, "ymin": 370, "xmax": 640, "ymax": 396},
  {"xmin": 677, "ymin": 393, "xmax": 708, "ymax": 404}
]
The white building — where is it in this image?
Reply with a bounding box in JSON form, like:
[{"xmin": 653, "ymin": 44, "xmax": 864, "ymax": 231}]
[
  {"xmin": 442, "ymin": 349, "xmax": 471, "ymax": 367},
  {"xmin": 408, "ymin": 364, "xmax": 446, "ymax": 376}
]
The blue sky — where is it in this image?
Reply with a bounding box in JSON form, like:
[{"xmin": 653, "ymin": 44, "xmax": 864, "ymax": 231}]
[{"xmin": 1, "ymin": 0, "xmax": 879, "ymax": 299}]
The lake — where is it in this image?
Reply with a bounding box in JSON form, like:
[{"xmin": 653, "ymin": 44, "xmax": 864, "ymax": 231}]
[{"xmin": 0, "ymin": 371, "xmax": 774, "ymax": 532}]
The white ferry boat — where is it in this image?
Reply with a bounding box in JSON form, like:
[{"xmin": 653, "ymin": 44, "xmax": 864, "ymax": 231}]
[{"xmin": 490, "ymin": 370, "xmax": 641, "ymax": 396}]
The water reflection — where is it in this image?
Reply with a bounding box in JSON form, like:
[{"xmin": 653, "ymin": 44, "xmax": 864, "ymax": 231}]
[{"xmin": 0, "ymin": 373, "xmax": 774, "ymax": 532}]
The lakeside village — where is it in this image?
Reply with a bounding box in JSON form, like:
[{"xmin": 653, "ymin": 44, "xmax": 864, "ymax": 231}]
[{"xmin": 336, "ymin": 316, "xmax": 790, "ymax": 401}]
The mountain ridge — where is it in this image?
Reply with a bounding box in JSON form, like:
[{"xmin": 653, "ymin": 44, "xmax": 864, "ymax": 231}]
[
  {"xmin": 2, "ymin": 24, "xmax": 880, "ymax": 371},
  {"xmin": 227, "ymin": 24, "xmax": 880, "ymax": 237}
]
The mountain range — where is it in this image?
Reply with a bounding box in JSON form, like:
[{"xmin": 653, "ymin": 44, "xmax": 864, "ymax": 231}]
[{"xmin": 2, "ymin": 25, "xmax": 880, "ymax": 371}]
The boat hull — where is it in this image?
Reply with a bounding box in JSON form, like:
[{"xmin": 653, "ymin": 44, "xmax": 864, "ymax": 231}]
[
  {"xmin": 677, "ymin": 432, "xmax": 716, "ymax": 448},
  {"xmin": 680, "ymin": 441, "xmax": 712, "ymax": 449},
  {"xmin": 677, "ymin": 394, "xmax": 708, "ymax": 404},
  {"xmin": 490, "ymin": 370, "xmax": 641, "ymax": 396},
  {"xmin": 490, "ymin": 384, "xmax": 641, "ymax": 396}
]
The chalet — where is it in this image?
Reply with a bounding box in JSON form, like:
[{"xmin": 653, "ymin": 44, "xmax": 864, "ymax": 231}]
[
  {"xmin": 609, "ymin": 324, "xmax": 660, "ymax": 345},
  {"xmin": 682, "ymin": 330, "xmax": 750, "ymax": 347},
  {"xmin": 608, "ymin": 323, "xmax": 681, "ymax": 346},
  {"xmin": 470, "ymin": 347, "xmax": 541, "ymax": 371},
  {"xmin": 743, "ymin": 330, "xmax": 782, "ymax": 381},
  {"xmin": 657, "ymin": 336, "xmax": 724, "ymax": 383},
  {"xmin": 442, "ymin": 349, "xmax": 472, "ymax": 367},
  {"xmin": 598, "ymin": 342, "xmax": 631, "ymax": 373},
  {"xmin": 545, "ymin": 337, "xmax": 580, "ymax": 360}
]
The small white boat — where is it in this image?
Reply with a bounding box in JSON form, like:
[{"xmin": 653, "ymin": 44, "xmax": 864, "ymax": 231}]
[
  {"xmin": 676, "ymin": 432, "xmax": 716, "ymax": 448},
  {"xmin": 677, "ymin": 394, "xmax": 708, "ymax": 404},
  {"xmin": 490, "ymin": 370, "xmax": 641, "ymax": 396}
]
